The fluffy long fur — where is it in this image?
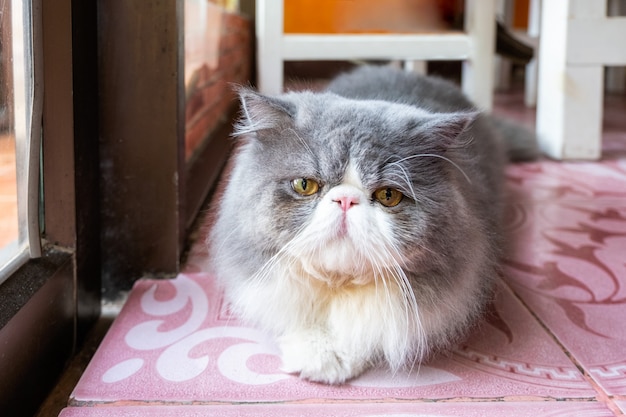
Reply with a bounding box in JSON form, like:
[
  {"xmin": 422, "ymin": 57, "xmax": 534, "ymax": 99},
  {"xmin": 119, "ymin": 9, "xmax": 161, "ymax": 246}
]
[{"xmin": 209, "ymin": 65, "xmax": 533, "ymax": 384}]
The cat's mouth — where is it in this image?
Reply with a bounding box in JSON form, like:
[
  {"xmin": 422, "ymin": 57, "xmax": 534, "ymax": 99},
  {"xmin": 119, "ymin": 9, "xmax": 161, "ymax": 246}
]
[
  {"xmin": 330, "ymin": 209, "xmax": 359, "ymax": 241},
  {"xmin": 334, "ymin": 218, "xmax": 349, "ymax": 239}
]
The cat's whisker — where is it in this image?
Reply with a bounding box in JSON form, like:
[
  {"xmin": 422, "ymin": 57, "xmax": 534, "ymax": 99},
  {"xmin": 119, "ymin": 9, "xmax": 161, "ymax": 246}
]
[
  {"xmin": 210, "ymin": 227, "xmax": 240, "ymax": 257},
  {"xmin": 359, "ymin": 246, "xmax": 397, "ymax": 340},
  {"xmin": 380, "ymin": 239, "xmax": 427, "ymax": 364},
  {"xmin": 384, "ymin": 165, "xmax": 419, "ymax": 204},
  {"xmin": 285, "ymin": 128, "xmax": 317, "ymax": 162},
  {"xmin": 245, "ymin": 222, "xmax": 311, "ymax": 295},
  {"xmin": 361, "ymin": 236, "xmax": 419, "ymax": 370},
  {"xmin": 230, "ymin": 223, "xmax": 325, "ymax": 329},
  {"xmin": 368, "ymin": 250, "xmax": 396, "ymax": 326},
  {"xmin": 388, "ymin": 272, "xmax": 415, "ymax": 350},
  {"xmin": 371, "ymin": 245, "xmax": 426, "ymax": 377},
  {"xmin": 389, "ymin": 153, "xmax": 472, "ymax": 185},
  {"xmin": 382, "ymin": 168, "xmax": 443, "ymax": 209}
]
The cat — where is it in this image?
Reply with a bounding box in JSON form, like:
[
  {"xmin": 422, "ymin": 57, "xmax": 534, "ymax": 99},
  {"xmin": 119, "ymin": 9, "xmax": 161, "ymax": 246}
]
[{"xmin": 209, "ymin": 64, "xmax": 536, "ymax": 384}]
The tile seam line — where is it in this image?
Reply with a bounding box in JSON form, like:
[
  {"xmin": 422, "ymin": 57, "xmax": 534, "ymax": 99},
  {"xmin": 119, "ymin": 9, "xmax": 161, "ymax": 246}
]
[{"xmin": 68, "ymin": 396, "xmax": 604, "ymax": 408}]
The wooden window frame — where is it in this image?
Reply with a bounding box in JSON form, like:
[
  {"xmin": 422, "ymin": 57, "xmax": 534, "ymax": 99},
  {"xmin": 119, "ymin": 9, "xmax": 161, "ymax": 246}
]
[
  {"xmin": 0, "ymin": 1, "xmax": 99, "ymax": 414},
  {"xmin": 0, "ymin": 0, "xmax": 235, "ymax": 414}
]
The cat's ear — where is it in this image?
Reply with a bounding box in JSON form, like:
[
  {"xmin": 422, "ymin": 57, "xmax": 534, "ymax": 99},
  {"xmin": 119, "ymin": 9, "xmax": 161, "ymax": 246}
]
[
  {"xmin": 233, "ymin": 86, "xmax": 296, "ymax": 136},
  {"xmin": 418, "ymin": 111, "xmax": 479, "ymax": 151}
]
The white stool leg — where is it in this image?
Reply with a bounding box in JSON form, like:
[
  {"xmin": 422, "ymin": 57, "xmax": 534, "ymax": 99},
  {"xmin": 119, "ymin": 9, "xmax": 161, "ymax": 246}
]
[
  {"xmin": 540, "ymin": 66, "xmax": 603, "ymax": 159},
  {"xmin": 536, "ymin": 0, "xmax": 604, "ymax": 159},
  {"xmin": 256, "ymin": 0, "xmax": 283, "ymax": 94},
  {"xmin": 462, "ymin": 0, "xmax": 496, "ymax": 111}
]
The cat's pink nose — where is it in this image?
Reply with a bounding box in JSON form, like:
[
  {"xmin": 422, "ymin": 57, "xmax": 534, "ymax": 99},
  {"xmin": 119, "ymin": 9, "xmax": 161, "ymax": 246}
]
[{"xmin": 333, "ymin": 196, "xmax": 359, "ymax": 212}]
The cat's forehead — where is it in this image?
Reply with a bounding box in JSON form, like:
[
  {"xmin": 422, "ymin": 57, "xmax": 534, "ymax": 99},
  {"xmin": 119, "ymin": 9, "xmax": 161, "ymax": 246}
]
[
  {"xmin": 254, "ymin": 92, "xmax": 446, "ymax": 183},
  {"xmin": 313, "ymin": 93, "xmax": 431, "ymax": 123},
  {"xmin": 291, "ymin": 94, "xmax": 430, "ymax": 152}
]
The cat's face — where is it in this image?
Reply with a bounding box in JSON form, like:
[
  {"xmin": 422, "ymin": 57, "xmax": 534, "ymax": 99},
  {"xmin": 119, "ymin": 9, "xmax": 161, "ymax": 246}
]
[
  {"xmin": 280, "ymin": 159, "xmax": 410, "ymax": 287},
  {"xmin": 227, "ymin": 89, "xmax": 475, "ymax": 287}
]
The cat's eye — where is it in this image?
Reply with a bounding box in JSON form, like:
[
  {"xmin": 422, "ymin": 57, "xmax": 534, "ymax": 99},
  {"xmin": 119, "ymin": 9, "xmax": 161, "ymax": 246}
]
[
  {"xmin": 373, "ymin": 187, "xmax": 403, "ymax": 207},
  {"xmin": 291, "ymin": 178, "xmax": 320, "ymax": 196}
]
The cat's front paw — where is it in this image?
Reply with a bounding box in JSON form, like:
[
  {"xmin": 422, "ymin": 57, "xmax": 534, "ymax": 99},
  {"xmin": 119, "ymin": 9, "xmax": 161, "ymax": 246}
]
[{"xmin": 278, "ymin": 330, "xmax": 367, "ymax": 384}]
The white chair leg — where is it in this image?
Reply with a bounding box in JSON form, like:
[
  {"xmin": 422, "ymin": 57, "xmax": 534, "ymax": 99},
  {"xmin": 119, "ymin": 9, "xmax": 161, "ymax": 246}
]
[
  {"xmin": 256, "ymin": 0, "xmax": 283, "ymax": 94},
  {"xmin": 462, "ymin": 0, "xmax": 496, "ymax": 111},
  {"xmin": 536, "ymin": 0, "xmax": 604, "ymax": 160},
  {"xmin": 540, "ymin": 66, "xmax": 603, "ymax": 159}
]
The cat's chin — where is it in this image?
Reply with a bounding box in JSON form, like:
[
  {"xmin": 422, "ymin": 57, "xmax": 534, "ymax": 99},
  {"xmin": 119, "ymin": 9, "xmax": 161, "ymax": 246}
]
[
  {"xmin": 297, "ymin": 260, "xmax": 376, "ymax": 289},
  {"xmin": 319, "ymin": 272, "xmax": 374, "ymax": 289}
]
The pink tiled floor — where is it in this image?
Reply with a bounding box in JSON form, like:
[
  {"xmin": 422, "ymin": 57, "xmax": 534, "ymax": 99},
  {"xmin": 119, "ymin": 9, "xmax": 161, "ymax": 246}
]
[{"xmin": 59, "ymin": 89, "xmax": 626, "ymax": 416}]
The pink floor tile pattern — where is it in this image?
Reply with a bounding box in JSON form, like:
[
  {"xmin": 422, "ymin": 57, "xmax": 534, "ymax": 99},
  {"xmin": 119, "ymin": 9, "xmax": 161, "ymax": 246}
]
[
  {"xmin": 69, "ymin": 273, "xmax": 596, "ymax": 403},
  {"xmin": 60, "ymin": 92, "xmax": 626, "ymax": 416}
]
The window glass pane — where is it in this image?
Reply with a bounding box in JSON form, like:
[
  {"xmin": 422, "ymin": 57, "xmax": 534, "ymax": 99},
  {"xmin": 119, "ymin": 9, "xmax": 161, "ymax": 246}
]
[
  {"xmin": 0, "ymin": 0, "xmax": 41, "ymax": 284},
  {"xmin": 0, "ymin": 130, "xmax": 17, "ymax": 250},
  {"xmin": 0, "ymin": 28, "xmax": 18, "ymax": 250}
]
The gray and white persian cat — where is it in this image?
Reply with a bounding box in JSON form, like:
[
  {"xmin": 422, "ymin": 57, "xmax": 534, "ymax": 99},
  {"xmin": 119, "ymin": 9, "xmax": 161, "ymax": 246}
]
[{"xmin": 209, "ymin": 65, "xmax": 534, "ymax": 384}]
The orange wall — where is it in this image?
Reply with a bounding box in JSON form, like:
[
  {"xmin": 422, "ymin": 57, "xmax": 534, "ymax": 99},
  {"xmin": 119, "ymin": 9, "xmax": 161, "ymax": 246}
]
[
  {"xmin": 284, "ymin": 0, "xmax": 448, "ymax": 34},
  {"xmin": 284, "ymin": 0, "xmax": 531, "ymax": 34}
]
